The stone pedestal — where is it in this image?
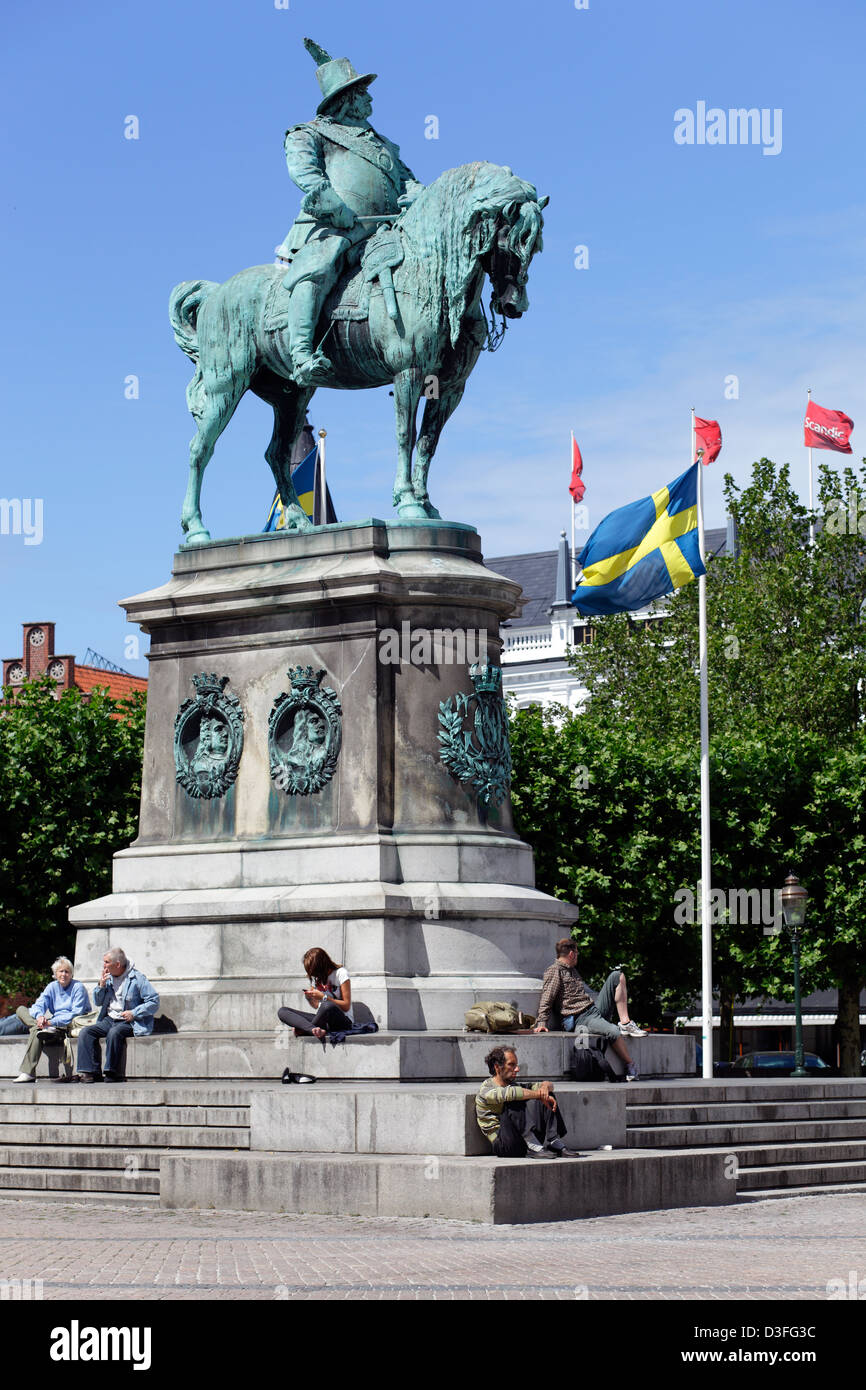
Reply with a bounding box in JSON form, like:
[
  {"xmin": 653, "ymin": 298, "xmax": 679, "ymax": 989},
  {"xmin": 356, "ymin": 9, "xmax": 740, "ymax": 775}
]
[{"xmin": 71, "ymin": 522, "xmax": 576, "ymax": 1029}]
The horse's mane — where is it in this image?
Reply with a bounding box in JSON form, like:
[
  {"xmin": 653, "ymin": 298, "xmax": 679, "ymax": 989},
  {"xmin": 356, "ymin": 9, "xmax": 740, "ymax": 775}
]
[{"xmin": 399, "ymin": 162, "xmax": 543, "ymax": 347}]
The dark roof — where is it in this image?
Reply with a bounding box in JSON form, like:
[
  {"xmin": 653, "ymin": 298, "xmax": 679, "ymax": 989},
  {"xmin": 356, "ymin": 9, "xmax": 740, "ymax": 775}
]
[
  {"xmin": 488, "ymin": 528, "xmax": 729, "ymax": 627},
  {"xmin": 485, "ymin": 549, "xmax": 559, "ymax": 628}
]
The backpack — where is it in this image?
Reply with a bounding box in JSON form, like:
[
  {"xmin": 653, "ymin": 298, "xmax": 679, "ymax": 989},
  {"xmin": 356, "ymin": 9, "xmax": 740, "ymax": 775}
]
[
  {"xmin": 569, "ymin": 1037, "xmax": 620, "ymax": 1082},
  {"xmin": 464, "ymin": 1001, "xmax": 536, "ymax": 1033}
]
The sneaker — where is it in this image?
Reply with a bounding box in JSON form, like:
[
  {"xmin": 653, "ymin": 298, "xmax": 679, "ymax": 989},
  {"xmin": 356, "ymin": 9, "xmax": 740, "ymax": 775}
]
[
  {"xmin": 619, "ymin": 1021, "xmax": 647, "ymax": 1037},
  {"xmin": 13, "ymin": 1073, "xmax": 35, "ymax": 1083},
  {"xmin": 625, "ymin": 1067, "xmax": 640, "ymax": 1082}
]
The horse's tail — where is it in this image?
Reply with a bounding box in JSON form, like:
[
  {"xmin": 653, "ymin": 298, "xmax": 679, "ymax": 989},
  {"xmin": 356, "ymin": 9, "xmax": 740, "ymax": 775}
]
[{"xmin": 169, "ymin": 279, "xmax": 218, "ymax": 361}]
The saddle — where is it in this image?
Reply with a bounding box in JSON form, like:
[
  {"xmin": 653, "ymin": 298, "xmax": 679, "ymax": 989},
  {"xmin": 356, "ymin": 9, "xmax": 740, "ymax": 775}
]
[{"xmin": 263, "ymin": 225, "xmax": 405, "ymax": 335}]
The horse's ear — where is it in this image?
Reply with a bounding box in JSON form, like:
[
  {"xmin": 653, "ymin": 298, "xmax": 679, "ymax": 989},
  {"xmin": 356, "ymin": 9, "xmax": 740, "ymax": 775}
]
[
  {"xmin": 503, "ymin": 199, "xmax": 521, "ymax": 223},
  {"xmin": 538, "ymin": 195, "xmax": 550, "ymax": 210}
]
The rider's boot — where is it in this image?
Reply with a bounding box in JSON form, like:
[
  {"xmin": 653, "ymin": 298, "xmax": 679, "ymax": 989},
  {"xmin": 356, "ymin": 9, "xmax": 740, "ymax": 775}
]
[{"xmin": 285, "ymin": 279, "xmax": 334, "ymax": 387}]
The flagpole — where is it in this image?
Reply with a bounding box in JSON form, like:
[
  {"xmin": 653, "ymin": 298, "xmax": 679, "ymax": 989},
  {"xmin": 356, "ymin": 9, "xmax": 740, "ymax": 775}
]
[
  {"xmin": 694, "ymin": 409, "xmax": 713, "ymax": 1081},
  {"xmin": 807, "ymin": 388, "xmax": 815, "ymax": 545},
  {"xmin": 570, "ymin": 433, "xmax": 576, "ymax": 590},
  {"xmin": 317, "ymin": 428, "xmax": 327, "ymax": 527}
]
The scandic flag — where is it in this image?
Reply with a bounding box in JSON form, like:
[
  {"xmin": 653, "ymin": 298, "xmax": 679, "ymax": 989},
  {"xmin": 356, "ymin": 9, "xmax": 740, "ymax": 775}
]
[
  {"xmin": 569, "ymin": 434, "xmax": 585, "ymax": 503},
  {"xmin": 804, "ymin": 400, "xmax": 854, "ymax": 453},
  {"xmin": 694, "ymin": 417, "xmax": 722, "ymax": 465},
  {"xmin": 571, "ymin": 462, "xmax": 705, "ymax": 617}
]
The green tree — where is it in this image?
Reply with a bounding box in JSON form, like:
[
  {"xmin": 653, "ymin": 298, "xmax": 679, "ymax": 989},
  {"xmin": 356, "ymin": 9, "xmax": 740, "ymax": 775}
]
[
  {"xmin": 509, "ymin": 458, "xmax": 866, "ymax": 1071},
  {"xmin": 0, "ymin": 677, "xmax": 146, "ymax": 970}
]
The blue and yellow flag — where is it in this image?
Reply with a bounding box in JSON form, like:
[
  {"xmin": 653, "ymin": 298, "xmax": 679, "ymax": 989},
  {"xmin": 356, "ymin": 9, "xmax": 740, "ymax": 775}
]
[
  {"xmin": 263, "ymin": 445, "xmax": 337, "ymax": 530},
  {"xmin": 571, "ymin": 462, "xmax": 705, "ymax": 616}
]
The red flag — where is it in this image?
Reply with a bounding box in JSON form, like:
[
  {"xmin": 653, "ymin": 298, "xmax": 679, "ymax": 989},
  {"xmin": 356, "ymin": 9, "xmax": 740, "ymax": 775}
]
[
  {"xmin": 804, "ymin": 400, "xmax": 854, "ymax": 453},
  {"xmin": 694, "ymin": 417, "xmax": 722, "ymax": 465},
  {"xmin": 569, "ymin": 434, "xmax": 585, "ymax": 503}
]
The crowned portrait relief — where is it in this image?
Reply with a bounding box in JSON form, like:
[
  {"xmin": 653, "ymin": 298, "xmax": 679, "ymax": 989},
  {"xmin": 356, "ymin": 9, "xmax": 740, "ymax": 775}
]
[
  {"xmin": 438, "ymin": 663, "xmax": 512, "ymax": 812},
  {"xmin": 174, "ymin": 673, "xmax": 245, "ymax": 800},
  {"xmin": 269, "ymin": 666, "xmax": 342, "ymax": 796}
]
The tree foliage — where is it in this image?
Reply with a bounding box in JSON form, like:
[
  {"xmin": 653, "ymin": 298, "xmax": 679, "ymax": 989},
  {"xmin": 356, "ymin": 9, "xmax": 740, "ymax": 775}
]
[
  {"xmin": 0, "ymin": 677, "xmax": 145, "ymax": 970},
  {"xmin": 508, "ymin": 458, "xmax": 866, "ymax": 1067}
]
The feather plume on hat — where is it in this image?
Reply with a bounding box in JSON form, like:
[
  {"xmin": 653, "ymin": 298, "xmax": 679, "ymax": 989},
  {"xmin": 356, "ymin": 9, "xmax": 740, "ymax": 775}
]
[{"xmin": 304, "ymin": 38, "xmax": 332, "ymax": 66}]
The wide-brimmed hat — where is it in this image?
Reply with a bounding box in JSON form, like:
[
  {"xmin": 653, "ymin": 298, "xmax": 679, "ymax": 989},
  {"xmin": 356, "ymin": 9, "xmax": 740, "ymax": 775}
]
[{"xmin": 304, "ymin": 38, "xmax": 376, "ymax": 116}]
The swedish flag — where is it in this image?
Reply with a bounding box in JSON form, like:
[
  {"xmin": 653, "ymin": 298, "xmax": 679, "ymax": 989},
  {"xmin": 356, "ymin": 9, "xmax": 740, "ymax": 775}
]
[
  {"xmin": 263, "ymin": 445, "xmax": 337, "ymax": 530},
  {"xmin": 572, "ymin": 462, "xmax": 705, "ymax": 616}
]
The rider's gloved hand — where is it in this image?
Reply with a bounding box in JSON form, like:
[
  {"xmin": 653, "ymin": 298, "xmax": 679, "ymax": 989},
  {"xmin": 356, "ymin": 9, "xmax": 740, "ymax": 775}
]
[{"xmin": 302, "ymin": 183, "xmax": 356, "ymax": 231}]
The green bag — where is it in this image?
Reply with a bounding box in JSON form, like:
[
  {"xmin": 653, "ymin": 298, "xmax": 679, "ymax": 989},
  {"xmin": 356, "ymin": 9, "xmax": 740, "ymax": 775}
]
[{"xmin": 464, "ymin": 1001, "xmax": 536, "ymax": 1033}]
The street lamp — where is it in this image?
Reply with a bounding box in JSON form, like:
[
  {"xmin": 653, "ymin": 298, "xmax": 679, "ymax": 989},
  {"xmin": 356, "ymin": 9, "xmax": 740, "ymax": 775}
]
[{"xmin": 779, "ymin": 873, "xmax": 809, "ymax": 1079}]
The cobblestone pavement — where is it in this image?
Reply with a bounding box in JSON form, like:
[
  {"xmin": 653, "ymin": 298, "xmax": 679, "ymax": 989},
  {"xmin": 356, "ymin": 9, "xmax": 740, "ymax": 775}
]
[{"xmin": 1, "ymin": 1192, "xmax": 864, "ymax": 1301}]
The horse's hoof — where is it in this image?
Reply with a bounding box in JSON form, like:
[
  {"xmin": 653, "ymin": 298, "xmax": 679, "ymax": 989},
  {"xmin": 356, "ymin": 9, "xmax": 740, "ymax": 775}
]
[
  {"xmin": 181, "ymin": 526, "xmax": 212, "ymax": 547},
  {"xmin": 280, "ymin": 505, "xmax": 314, "ymax": 533},
  {"xmin": 396, "ymin": 497, "xmax": 437, "ymax": 521}
]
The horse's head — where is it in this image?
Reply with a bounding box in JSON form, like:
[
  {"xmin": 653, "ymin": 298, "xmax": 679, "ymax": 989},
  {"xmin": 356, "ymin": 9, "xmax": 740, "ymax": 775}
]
[{"xmin": 484, "ymin": 191, "xmax": 549, "ymax": 319}]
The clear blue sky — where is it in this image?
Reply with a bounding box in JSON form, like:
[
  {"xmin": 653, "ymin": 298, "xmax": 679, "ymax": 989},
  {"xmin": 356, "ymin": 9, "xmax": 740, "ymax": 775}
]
[{"xmin": 2, "ymin": 0, "xmax": 865, "ymax": 675}]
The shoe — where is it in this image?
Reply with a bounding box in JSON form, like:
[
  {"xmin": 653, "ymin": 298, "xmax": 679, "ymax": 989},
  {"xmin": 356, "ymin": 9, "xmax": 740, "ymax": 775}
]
[
  {"xmin": 281, "ymin": 1068, "xmax": 317, "ymax": 1085},
  {"xmin": 75, "ymin": 1073, "xmax": 97, "ymax": 1084},
  {"xmin": 292, "ymin": 350, "xmax": 334, "ymax": 388},
  {"xmin": 524, "ymin": 1146, "xmax": 559, "ymax": 1159},
  {"xmin": 625, "ymin": 1067, "xmax": 640, "ymax": 1082},
  {"xmin": 13, "ymin": 1073, "xmax": 35, "ymax": 1084},
  {"xmin": 103, "ymin": 1073, "xmax": 126, "ymax": 1083},
  {"xmin": 53, "ymin": 1075, "xmax": 72, "ymax": 1084},
  {"xmin": 619, "ymin": 1021, "xmax": 647, "ymax": 1037},
  {"xmin": 547, "ymin": 1143, "xmax": 584, "ymax": 1158}
]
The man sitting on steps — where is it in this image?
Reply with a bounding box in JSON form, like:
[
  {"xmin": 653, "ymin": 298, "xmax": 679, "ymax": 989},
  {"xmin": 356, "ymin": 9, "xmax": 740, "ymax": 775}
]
[
  {"xmin": 475, "ymin": 1045, "xmax": 582, "ymax": 1159},
  {"xmin": 74, "ymin": 947, "xmax": 159, "ymax": 1084},
  {"xmin": 532, "ymin": 938, "xmax": 646, "ymax": 1081}
]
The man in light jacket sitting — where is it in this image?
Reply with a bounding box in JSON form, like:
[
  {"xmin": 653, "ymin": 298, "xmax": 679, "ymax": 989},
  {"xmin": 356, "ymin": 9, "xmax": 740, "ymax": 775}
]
[{"xmin": 75, "ymin": 947, "xmax": 159, "ymax": 1084}]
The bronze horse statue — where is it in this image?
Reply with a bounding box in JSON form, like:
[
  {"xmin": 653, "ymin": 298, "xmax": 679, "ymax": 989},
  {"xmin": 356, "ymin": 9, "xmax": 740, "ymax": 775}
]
[{"xmin": 169, "ymin": 162, "xmax": 547, "ymax": 544}]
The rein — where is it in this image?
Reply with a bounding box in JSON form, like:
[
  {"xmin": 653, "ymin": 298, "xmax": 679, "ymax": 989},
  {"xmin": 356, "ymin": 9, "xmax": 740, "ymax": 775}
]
[{"xmin": 481, "ymin": 297, "xmax": 507, "ymax": 353}]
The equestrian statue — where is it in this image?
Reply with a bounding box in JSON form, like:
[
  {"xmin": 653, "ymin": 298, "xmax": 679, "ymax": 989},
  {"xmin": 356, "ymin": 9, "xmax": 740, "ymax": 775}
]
[{"xmin": 169, "ymin": 37, "xmax": 548, "ymax": 544}]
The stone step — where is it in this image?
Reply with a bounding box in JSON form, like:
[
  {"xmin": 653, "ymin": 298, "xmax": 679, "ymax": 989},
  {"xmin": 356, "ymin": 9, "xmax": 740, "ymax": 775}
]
[
  {"xmin": 250, "ymin": 1084, "xmax": 625, "ymax": 1156},
  {"xmin": 0, "ymin": 1104, "xmax": 248, "ymax": 1126},
  {"xmin": 0, "ymin": 1032, "xmax": 693, "ymax": 1082},
  {"xmin": 0, "ymin": 1165, "xmax": 159, "ymax": 1194},
  {"xmin": 625, "ymin": 1079, "xmax": 866, "ymax": 1105},
  {"xmin": 0, "ymin": 1124, "xmax": 250, "ymax": 1149},
  {"xmin": 738, "ymin": 1181, "xmax": 866, "ymax": 1202},
  {"xmin": 0, "ymin": 1080, "xmax": 263, "ymax": 1105},
  {"xmin": 737, "ymin": 1160, "xmax": 866, "ymax": 1191},
  {"xmin": 0, "ymin": 1187, "xmax": 159, "ymax": 1205},
  {"xmin": 160, "ymin": 1146, "xmax": 734, "ymax": 1223},
  {"xmin": 0, "ymin": 1145, "xmax": 162, "ymax": 1171},
  {"xmin": 627, "ymin": 1118, "xmax": 866, "ymax": 1147},
  {"xmin": 729, "ymin": 1139, "xmax": 866, "ymax": 1168},
  {"xmin": 627, "ymin": 1100, "xmax": 866, "ymax": 1126}
]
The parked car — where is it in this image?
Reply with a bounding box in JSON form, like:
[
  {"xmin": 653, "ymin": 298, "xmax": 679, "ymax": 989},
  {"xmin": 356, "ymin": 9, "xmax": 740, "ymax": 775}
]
[
  {"xmin": 729, "ymin": 1051, "xmax": 833, "ymax": 1077},
  {"xmin": 694, "ymin": 1043, "xmax": 733, "ymax": 1078}
]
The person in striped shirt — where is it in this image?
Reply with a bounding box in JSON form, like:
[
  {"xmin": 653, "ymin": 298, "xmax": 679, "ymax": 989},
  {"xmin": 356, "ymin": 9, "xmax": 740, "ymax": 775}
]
[{"xmin": 475, "ymin": 1045, "xmax": 582, "ymax": 1158}]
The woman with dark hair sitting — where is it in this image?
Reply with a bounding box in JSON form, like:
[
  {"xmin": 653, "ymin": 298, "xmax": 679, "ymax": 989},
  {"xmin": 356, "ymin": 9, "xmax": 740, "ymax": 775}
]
[{"xmin": 278, "ymin": 947, "xmax": 353, "ymax": 1040}]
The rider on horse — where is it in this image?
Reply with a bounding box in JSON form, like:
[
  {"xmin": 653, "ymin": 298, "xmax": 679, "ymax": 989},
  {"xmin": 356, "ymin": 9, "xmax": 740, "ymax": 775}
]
[{"xmin": 275, "ymin": 38, "xmax": 425, "ymax": 388}]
